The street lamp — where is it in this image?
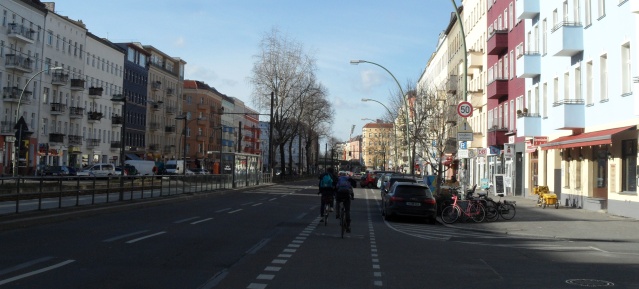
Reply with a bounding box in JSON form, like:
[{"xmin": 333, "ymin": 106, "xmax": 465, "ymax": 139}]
[
  {"xmin": 351, "ymin": 59, "xmax": 412, "ymax": 174},
  {"xmin": 110, "ymin": 94, "xmax": 126, "ymax": 201},
  {"xmin": 13, "ymin": 66, "xmax": 63, "ymax": 177},
  {"xmin": 361, "ymin": 98, "xmax": 398, "ymax": 172}
]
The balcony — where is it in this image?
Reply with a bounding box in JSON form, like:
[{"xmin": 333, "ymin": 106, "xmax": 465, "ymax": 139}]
[
  {"xmin": 51, "ymin": 72, "xmax": 69, "ymax": 86},
  {"xmin": 148, "ymin": 144, "xmax": 160, "ymax": 151},
  {"xmin": 49, "ymin": 132, "xmax": 65, "ymax": 143},
  {"xmin": 4, "ymin": 54, "xmax": 33, "ymax": 73},
  {"xmin": 165, "ymin": 126, "xmax": 176, "ymax": 133},
  {"xmin": 487, "ymin": 30, "xmax": 508, "ymax": 55},
  {"xmin": 516, "ymin": 0, "xmax": 539, "ymax": 20},
  {"xmin": 550, "ymin": 99, "xmax": 585, "ymax": 130},
  {"xmin": 447, "ymin": 75, "xmax": 458, "ymax": 93},
  {"xmin": 86, "ymin": 139, "xmax": 100, "ymax": 148},
  {"xmin": 516, "ymin": 52, "xmax": 541, "ymax": 78},
  {"xmin": 0, "ymin": 121, "xmax": 16, "ymax": 135},
  {"xmin": 50, "ymin": 103, "xmax": 67, "ymax": 115},
  {"xmin": 70, "ymin": 79, "xmax": 85, "ymax": 91},
  {"xmin": 467, "ymin": 50, "xmax": 483, "ymax": 70},
  {"xmin": 487, "ymin": 126, "xmax": 509, "ymax": 147},
  {"xmin": 68, "ymin": 135, "xmax": 83, "ymax": 145},
  {"xmin": 516, "ymin": 112, "xmax": 542, "ymax": 137},
  {"xmin": 87, "ymin": 111, "xmax": 103, "ymax": 123},
  {"xmin": 7, "ymin": 23, "xmax": 35, "ymax": 44},
  {"xmin": 150, "ymin": 122, "xmax": 161, "ymax": 131},
  {"xmin": 165, "ymin": 106, "xmax": 177, "ymax": 115},
  {"xmin": 110, "ymin": 141, "xmax": 122, "ymax": 151},
  {"xmin": 163, "ymin": 145, "xmax": 174, "ymax": 154},
  {"xmin": 3, "ymin": 86, "xmax": 31, "ymax": 104},
  {"xmin": 166, "ymin": 88, "xmax": 174, "ymax": 96},
  {"xmin": 151, "ymin": 81, "xmax": 161, "ymax": 91},
  {"xmin": 69, "ymin": 107, "xmax": 84, "ymax": 119},
  {"xmin": 549, "ymin": 22, "xmax": 583, "ymax": 57},
  {"xmin": 112, "ymin": 115, "xmax": 123, "ymax": 127},
  {"xmin": 487, "ymin": 79, "xmax": 509, "ymax": 100},
  {"xmin": 88, "ymin": 87, "xmax": 103, "ymax": 98}
]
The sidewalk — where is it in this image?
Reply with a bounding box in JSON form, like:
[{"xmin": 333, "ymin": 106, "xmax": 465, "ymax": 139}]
[{"xmin": 441, "ymin": 196, "xmax": 639, "ymax": 241}]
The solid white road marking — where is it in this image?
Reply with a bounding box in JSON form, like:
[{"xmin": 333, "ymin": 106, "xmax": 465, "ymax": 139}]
[{"xmin": 0, "ymin": 260, "xmax": 75, "ymax": 286}]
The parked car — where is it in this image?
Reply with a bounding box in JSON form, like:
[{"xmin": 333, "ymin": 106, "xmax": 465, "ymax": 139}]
[
  {"xmin": 193, "ymin": 168, "xmax": 210, "ymax": 175},
  {"xmin": 114, "ymin": 166, "xmax": 129, "ymax": 176},
  {"xmin": 76, "ymin": 163, "xmax": 116, "ymax": 178},
  {"xmin": 381, "ymin": 175, "xmax": 418, "ymax": 198},
  {"xmin": 42, "ymin": 165, "xmax": 77, "ymax": 177},
  {"xmin": 381, "ymin": 182, "xmax": 437, "ymax": 223}
]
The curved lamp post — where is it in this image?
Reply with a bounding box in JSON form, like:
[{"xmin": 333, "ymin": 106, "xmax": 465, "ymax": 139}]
[
  {"xmin": 13, "ymin": 66, "xmax": 63, "ymax": 177},
  {"xmin": 351, "ymin": 59, "xmax": 412, "ymax": 174},
  {"xmin": 361, "ymin": 98, "xmax": 398, "ymax": 171}
]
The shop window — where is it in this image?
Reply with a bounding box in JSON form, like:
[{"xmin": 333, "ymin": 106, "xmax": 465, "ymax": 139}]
[{"xmin": 622, "ymin": 139, "xmax": 637, "ymax": 191}]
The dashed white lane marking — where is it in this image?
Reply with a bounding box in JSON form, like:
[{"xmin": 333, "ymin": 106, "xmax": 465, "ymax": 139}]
[
  {"xmin": 173, "ymin": 217, "xmax": 199, "ymax": 223},
  {"xmin": 252, "ymin": 203, "xmax": 263, "ymax": 206},
  {"xmin": 367, "ymin": 190, "xmax": 383, "ymax": 287},
  {"xmin": 245, "ymin": 217, "xmax": 319, "ymax": 288},
  {"xmin": 216, "ymin": 208, "xmax": 231, "ymax": 213},
  {"xmin": 0, "ymin": 260, "xmax": 75, "ymax": 286},
  {"xmin": 268, "ymin": 198, "xmax": 278, "ymax": 201},
  {"xmin": 228, "ymin": 209, "xmax": 243, "ymax": 214},
  {"xmin": 126, "ymin": 231, "xmax": 166, "ymax": 244},
  {"xmin": 190, "ymin": 217, "xmax": 213, "ymax": 224},
  {"xmin": 102, "ymin": 230, "xmax": 149, "ymax": 242}
]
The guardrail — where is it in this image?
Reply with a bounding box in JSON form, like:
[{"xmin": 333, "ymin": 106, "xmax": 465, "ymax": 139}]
[{"xmin": 0, "ymin": 173, "xmax": 273, "ymax": 216}]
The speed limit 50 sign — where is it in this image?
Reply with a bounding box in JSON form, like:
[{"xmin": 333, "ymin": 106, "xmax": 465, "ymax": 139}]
[{"xmin": 457, "ymin": 101, "xmax": 473, "ymax": 118}]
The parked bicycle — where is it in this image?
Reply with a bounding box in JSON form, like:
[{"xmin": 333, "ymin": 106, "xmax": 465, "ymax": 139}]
[
  {"xmin": 441, "ymin": 192, "xmax": 485, "ymax": 224},
  {"xmin": 477, "ymin": 186, "xmax": 516, "ymax": 221}
]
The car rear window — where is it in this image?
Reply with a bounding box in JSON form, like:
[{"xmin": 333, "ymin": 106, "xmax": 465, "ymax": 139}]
[{"xmin": 395, "ymin": 186, "xmax": 432, "ymax": 198}]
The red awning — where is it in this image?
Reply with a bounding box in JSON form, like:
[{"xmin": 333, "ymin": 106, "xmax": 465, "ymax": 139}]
[{"xmin": 540, "ymin": 126, "xmax": 636, "ymax": 150}]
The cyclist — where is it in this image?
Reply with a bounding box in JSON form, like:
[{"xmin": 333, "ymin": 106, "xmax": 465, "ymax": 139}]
[
  {"xmin": 334, "ymin": 171, "xmax": 355, "ymax": 232},
  {"xmin": 318, "ymin": 167, "xmax": 337, "ymax": 222}
]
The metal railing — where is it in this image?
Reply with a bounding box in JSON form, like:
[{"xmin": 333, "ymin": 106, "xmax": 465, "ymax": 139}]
[{"xmin": 0, "ymin": 173, "xmax": 274, "ymax": 216}]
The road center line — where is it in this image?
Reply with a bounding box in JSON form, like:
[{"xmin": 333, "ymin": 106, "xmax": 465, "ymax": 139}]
[
  {"xmin": 228, "ymin": 209, "xmax": 243, "ymax": 214},
  {"xmin": 102, "ymin": 230, "xmax": 150, "ymax": 242},
  {"xmin": 216, "ymin": 208, "xmax": 231, "ymax": 213},
  {"xmin": 173, "ymin": 217, "xmax": 200, "ymax": 223},
  {"xmin": 191, "ymin": 218, "xmax": 213, "ymax": 225}
]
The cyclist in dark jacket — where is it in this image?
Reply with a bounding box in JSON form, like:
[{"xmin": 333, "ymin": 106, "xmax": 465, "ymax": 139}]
[
  {"xmin": 318, "ymin": 167, "xmax": 337, "ymax": 221},
  {"xmin": 335, "ymin": 171, "xmax": 355, "ymax": 232}
]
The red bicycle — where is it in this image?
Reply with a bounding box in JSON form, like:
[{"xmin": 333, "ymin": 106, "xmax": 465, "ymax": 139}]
[{"xmin": 441, "ymin": 193, "xmax": 485, "ymax": 223}]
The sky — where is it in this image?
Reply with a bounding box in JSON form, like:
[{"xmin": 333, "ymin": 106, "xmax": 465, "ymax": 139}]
[{"xmin": 54, "ymin": 0, "xmax": 455, "ymax": 143}]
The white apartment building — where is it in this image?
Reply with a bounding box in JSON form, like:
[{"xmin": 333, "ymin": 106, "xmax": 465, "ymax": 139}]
[
  {"xmin": 518, "ymin": 0, "xmax": 639, "ymax": 218},
  {"xmin": 0, "ymin": 0, "xmax": 47, "ymax": 175}
]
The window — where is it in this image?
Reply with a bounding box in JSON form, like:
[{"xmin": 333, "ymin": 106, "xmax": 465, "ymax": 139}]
[
  {"xmin": 600, "ymin": 54, "xmax": 608, "ymax": 101},
  {"xmin": 573, "ymin": 0, "xmax": 580, "ymax": 23},
  {"xmin": 575, "ymin": 66, "xmax": 582, "ymax": 100},
  {"xmin": 42, "ymin": 118, "xmax": 48, "ymax": 135},
  {"xmin": 586, "ymin": 61, "xmax": 593, "ymax": 104},
  {"xmin": 504, "ymin": 54, "xmax": 509, "ymax": 79},
  {"xmin": 598, "ymin": 0, "xmax": 606, "ymax": 19},
  {"xmin": 621, "ymin": 42, "xmax": 631, "ymax": 95},
  {"xmin": 563, "ymin": 1, "xmax": 569, "ymax": 22},
  {"xmin": 585, "ymin": 0, "xmax": 592, "ymax": 26},
  {"xmin": 564, "ymin": 72, "xmax": 570, "ymax": 100},
  {"xmin": 622, "ymin": 140, "xmax": 637, "ymax": 191},
  {"xmin": 542, "ymin": 19, "xmax": 547, "ymax": 55},
  {"xmin": 503, "ymin": 9, "xmax": 508, "ymax": 30},
  {"xmin": 553, "ymin": 77, "xmax": 559, "ymax": 103},
  {"xmin": 509, "ymin": 2, "xmax": 514, "ymax": 30}
]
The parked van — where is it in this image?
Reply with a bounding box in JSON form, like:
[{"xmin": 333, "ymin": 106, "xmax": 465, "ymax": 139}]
[
  {"xmin": 125, "ymin": 160, "xmax": 157, "ymax": 176},
  {"xmin": 76, "ymin": 163, "xmax": 116, "ymax": 177},
  {"xmin": 165, "ymin": 160, "xmax": 185, "ymax": 175}
]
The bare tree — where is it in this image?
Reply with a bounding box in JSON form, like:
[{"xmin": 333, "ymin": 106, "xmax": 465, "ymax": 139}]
[{"xmin": 249, "ymin": 27, "xmax": 324, "ymax": 177}]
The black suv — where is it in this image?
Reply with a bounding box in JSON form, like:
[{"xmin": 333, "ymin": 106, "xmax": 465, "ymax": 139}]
[{"xmin": 382, "ymin": 182, "xmax": 437, "ymax": 223}]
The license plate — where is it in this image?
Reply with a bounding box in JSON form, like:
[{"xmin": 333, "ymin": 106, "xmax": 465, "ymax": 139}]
[{"xmin": 406, "ymin": 202, "xmax": 421, "ymax": 206}]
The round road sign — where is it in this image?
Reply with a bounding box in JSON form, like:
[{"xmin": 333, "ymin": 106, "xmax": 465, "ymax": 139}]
[{"xmin": 457, "ymin": 101, "xmax": 473, "ymax": 118}]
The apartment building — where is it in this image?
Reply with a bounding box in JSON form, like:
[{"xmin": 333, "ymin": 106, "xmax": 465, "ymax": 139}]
[
  {"xmin": 518, "ymin": 0, "xmax": 638, "ymax": 218},
  {"xmin": 1, "ymin": 0, "xmax": 47, "ymax": 175},
  {"xmin": 486, "ymin": 0, "xmax": 526, "ymax": 195},
  {"xmin": 362, "ymin": 120, "xmax": 393, "ymax": 171}
]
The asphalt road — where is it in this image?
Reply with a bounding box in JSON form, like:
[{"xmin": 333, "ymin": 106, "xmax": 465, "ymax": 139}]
[{"xmin": 1, "ymin": 180, "xmax": 638, "ymax": 289}]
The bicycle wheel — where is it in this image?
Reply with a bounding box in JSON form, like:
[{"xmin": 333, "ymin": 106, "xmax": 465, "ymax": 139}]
[
  {"xmin": 484, "ymin": 200, "xmax": 499, "ymax": 222},
  {"xmin": 469, "ymin": 203, "xmax": 486, "ymax": 223},
  {"xmin": 323, "ymin": 204, "xmax": 329, "ymax": 226},
  {"xmin": 340, "ymin": 208, "xmax": 346, "ymax": 238},
  {"xmin": 499, "ymin": 203, "xmax": 516, "ymax": 220},
  {"xmin": 441, "ymin": 205, "xmax": 460, "ymax": 224}
]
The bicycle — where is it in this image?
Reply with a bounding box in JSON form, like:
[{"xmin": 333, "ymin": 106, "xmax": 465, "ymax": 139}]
[
  {"xmin": 441, "ymin": 192, "xmax": 486, "ymax": 224},
  {"xmin": 322, "ymin": 195, "xmax": 333, "ymax": 226},
  {"xmin": 339, "ymin": 204, "xmax": 347, "ymax": 238},
  {"xmin": 478, "ymin": 186, "xmax": 516, "ymax": 221}
]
